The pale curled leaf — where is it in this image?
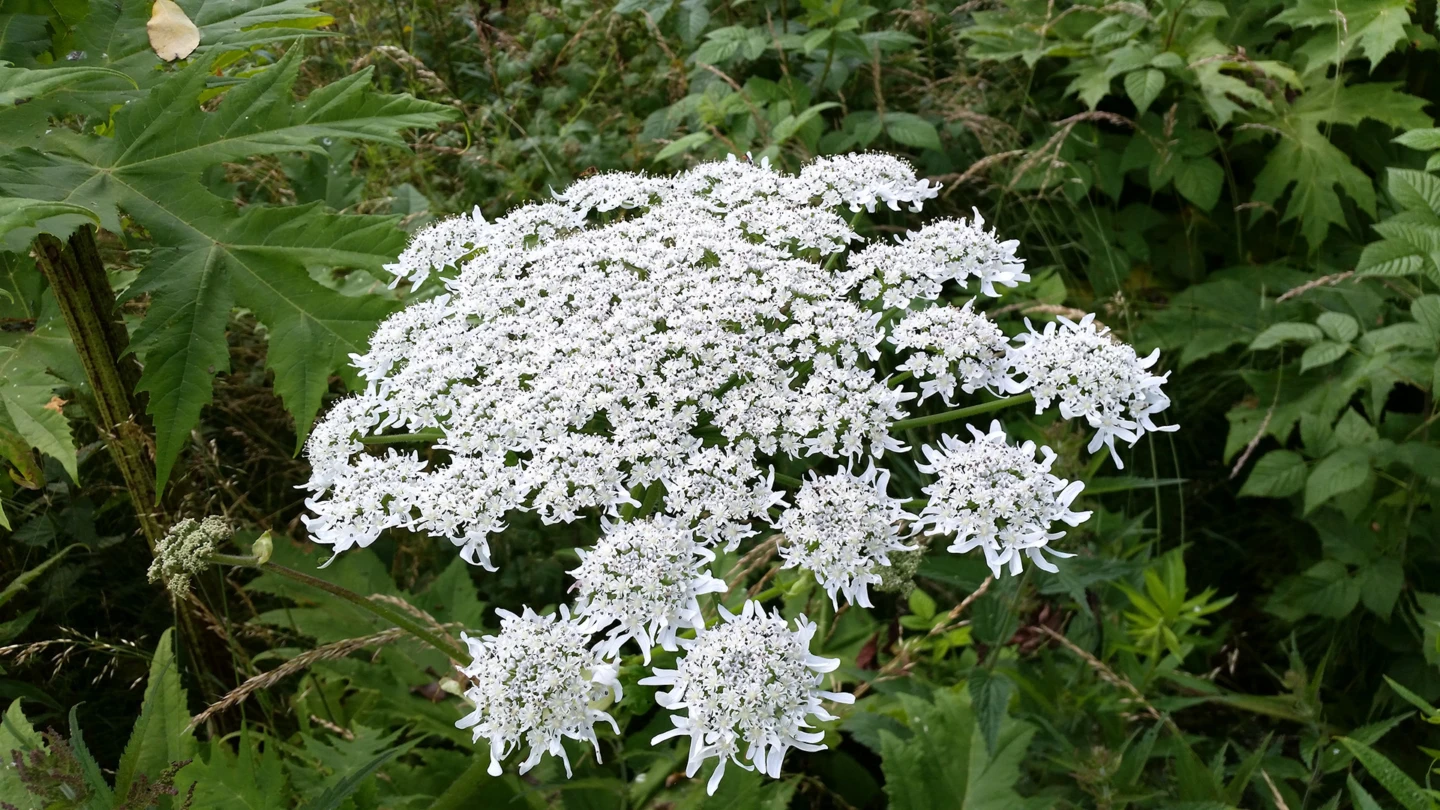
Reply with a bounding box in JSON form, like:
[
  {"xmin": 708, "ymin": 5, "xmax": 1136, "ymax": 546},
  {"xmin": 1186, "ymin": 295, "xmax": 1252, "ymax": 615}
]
[{"xmin": 148, "ymin": 0, "xmax": 200, "ymax": 62}]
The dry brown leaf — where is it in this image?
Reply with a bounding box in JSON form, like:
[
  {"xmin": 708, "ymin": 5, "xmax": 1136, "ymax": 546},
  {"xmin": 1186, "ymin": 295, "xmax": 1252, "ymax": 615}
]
[
  {"xmin": 42, "ymin": 396, "xmax": 66, "ymax": 413},
  {"xmin": 147, "ymin": 0, "xmax": 200, "ymax": 63}
]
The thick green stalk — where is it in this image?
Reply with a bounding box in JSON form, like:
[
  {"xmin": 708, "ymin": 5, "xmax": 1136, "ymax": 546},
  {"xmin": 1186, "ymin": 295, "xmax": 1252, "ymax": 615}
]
[
  {"xmin": 32, "ymin": 227, "xmax": 165, "ymax": 545},
  {"xmin": 359, "ymin": 429, "xmax": 446, "ymax": 446},
  {"xmin": 889, "ymin": 392, "xmax": 1035, "ymax": 433},
  {"xmin": 211, "ymin": 554, "xmax": 468, "ymax": 662}
]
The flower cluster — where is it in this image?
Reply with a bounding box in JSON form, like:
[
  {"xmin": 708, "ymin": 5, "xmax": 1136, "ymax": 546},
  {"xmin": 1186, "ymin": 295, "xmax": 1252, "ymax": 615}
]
[
  {"xmin": 1008, "ymin": 313, "xmax": 1178, "ymax": 468},
  {"xmin": 774, "ymin": 466, "xmax": 913, "ymax": 608},
  {"xmin": 148, "ymin": 516, "xmax": 231, "ymax": 594},
  {"xmin": 915, "ymin": 420, "xmax": 1092, "ymax": 578},
  {"xmin": 570, "ymin": 516, "xmax": 726, "ymax": 662},
  {"xmin": 299, "ymin": 153, "xmax": 1177, "ymax": 792},
  {"xmin": 642, "ymin": 601, "xmax": 853, "ymax": 794},
  {"xmin": 454, "ymin": 607, "xmax": 621, "ymax": 778},
  {"xmin": 887, "ymin": 300, "xmax": 1015, "ymax": 404}
]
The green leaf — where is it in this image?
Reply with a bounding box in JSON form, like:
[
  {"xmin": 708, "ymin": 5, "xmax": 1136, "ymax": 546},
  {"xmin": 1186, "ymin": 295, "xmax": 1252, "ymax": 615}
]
[
  {"xmin": 1304, "ymin": 449, "xmax": 1371, "ymax": 514},
  {"xmin": 0, "ymin": 62, "xmax": 132, "ymax": 106},
  {"xmin": 1175, "ymin": 158, "xmax": 1224, "ymax": 210},
  {"xmin": 311, "ymin": 739, "xmax": 414, "ymax": 810},
  {"xmin": 0, "ymin": 700, "xmax": 45, "ymax": 810},
  {"xmin": 115, "ymin": 628, "xmax": 196, "ymax": 804},
  {"xmin": 1389, "ymin": 168, "xmax": 1440, "ymax": 217},
  {"xmin": 1239, "ymin": 450, "xmax": 1307, "ymax": 497},
  {"xmin": 1349, "ymin": 774, "xmax": 1387, "ymax": 810},
  {"xmin": 1251, "ymin": 322, "xmax": 1324, "ymax": 349},
  {"xmin": 655, "ymin": 131, "xmax": 713, "ymax": 161},
  {"xmin": 884, "ymin": 112, "xmax": 941, "ymax": 151},
  {"xmin": 1412, "ymin": 295, "xmax": 1440, "ymax": 339},
  {"xmin": 0, "ymin": 345, "xmax": 77, "ymax": 481},
  {"xmin": 177, "ymin": 731, "xmax": 289, "ymax": 810},
  {"xmin": 1317, "ymin": 312, "xmax": 1360, "ymax": 343},
  {"xmin": 1396, "ymin": 128, "xmax": 1440, "ymax": 151},
  {"xmin": 908, "ymin": 587, "xmax": 936, "ymax": 621},
  {"xmin": 1300, "ymin": 340, "xmax": 1349, "ymax": 371},
  {"xmin": 1124, "ymin": 68, "xmax": 1164, "ymax": 114},
  {"xmin": 1357, "ymin": 556, "xmax": 1404, "ymax": 618},
  {"xmin": 880, "ymin": 689, "xmax": 1034, "ymax": 810},
  {"xmin": 968, "ymin": 669, "xmax": 1013, "ymax": 757},
  {"xmin": 1338, "ymin": 736, "xmax": 1432, "ymax": 810},
  {"xmin": 0, "ymin": 197, "xmax": 100, "ymax": 251},
  {"xmin": 0, "ymin": 49, "xmax": 455, "ymax": 493},
  {"xmin": 1251, "ymin": 80, "xmax": 1429, "ymax": 248},
  {"xmin": 0, "ymin": 544, "xmax": 80, "ymax": 609},
  {"xmin": 1272, "ymin": 0, "xmax": 1412, "ymax": 70},
  {"xmin": 1383, "ymin": 675, "xmax": 1439, "ymax": 716}
]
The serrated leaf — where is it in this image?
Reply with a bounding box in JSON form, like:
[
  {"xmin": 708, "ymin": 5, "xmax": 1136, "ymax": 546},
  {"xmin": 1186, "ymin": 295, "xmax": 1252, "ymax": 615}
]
[
  {"xmin": 0, "ymin": 62, "xmax": 133, "ymax": 106},
  {"xmin": 1413, "ymin": 295, "xmax": 1440, "ymax": 339},
  {"xmin": 1389, "ymin": 168, "xmax": 1440, "ymax": 217},
  {"xmin": 884, "ymin": 112, "xmax": 941, "ymax": 150},
  {"xmin": 1272, "ymin": 0, "xmax": 1412, "ymax": 71},
  {"xmin": 1300, "ymin": 340, "xmax": 1348, "ymax": 371},
  {"xmin": 1304, "ymin": 448, "xmax": 1371, "ymax": 513},
  {"xmin": 176, "ymin": 730, "xmax": 289, "ymax": 810},
  {"xmin": 1317, "ymin": 312, "xmax": 1360, "ymax": 342},
  {"xmin": 1251, "ymin": 322, "xmax": 1324, "ymax": 349},
  {"xmin": 1175, "ymin": 157, "xmax": 1223, "ymax": 210},
  {"xmin": 0, "ymin": 49, "xmax": 454, "ymax": 493},
  {"xmin": 1124, "ymin": 68, "xmax": 1164, "ymax": 114},
  {"xmin": 1395, "ymin": 128, "xmax": 1440, "ymax": 151},
  {"xmin": 1338, "ymin": 736, "xmax": 1431, "ymax": 810},
  {"xmin": 1383, "ymin": 675, "xmax": 1439, "ymax": 716},
  {"xmin": 1356, "ymin": 239, "xmax": 1426, "ymax": 277},
  {"xmin": 0, "ymin": 346, "xmax": 77, "ymax": 481},
  {"xmin": 115, "ymin": 627, "xmax": 195, "ymax": 805},
  {"xmin": 880, "ymin": 689, "xmax": 1033, "ymax": 810},
  {"xmin": 0, "ymin": 700, "xmax": 45, "ymax": 809},
  {"xmin": 1357, "ymin": 556, "xmax": 1403, "ymax": 618},
  {"xmin": 1240, "ymin": 450, "xmax": 1307, "ymax": 497},
  {"xmin": 968, "ymin": 669, "xmax": 1013, "ymax": 757}
]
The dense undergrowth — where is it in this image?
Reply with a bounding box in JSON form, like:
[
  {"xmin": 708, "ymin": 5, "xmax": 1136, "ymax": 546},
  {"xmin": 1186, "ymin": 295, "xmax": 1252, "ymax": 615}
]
[{"xmin": 1, "ymin": 0, "xmax": 1439, "ymax": 807}]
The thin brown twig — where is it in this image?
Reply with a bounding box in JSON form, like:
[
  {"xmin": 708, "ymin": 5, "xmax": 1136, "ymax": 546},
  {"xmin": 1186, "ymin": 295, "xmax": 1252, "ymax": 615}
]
[
  {"xmin": 1034, "ymin": 624, "xmax": 1167, "ymax": 724},
  {"xmin": 188, "ymin": 627, "xmax": 409, "ymax": 730}
]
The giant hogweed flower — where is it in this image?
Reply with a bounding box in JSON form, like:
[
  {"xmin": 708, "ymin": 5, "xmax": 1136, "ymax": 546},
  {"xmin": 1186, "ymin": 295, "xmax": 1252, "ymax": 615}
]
[
  {"xmin": 773, "ymin": 465, "xmax": 913, "ymax": 608},
  {"xmin": 570, "ymin": 515, "xmax": 726, "ymax": 662},
  {"xmin": 641, "ymin": 600, "xmax": 853, "ymax": 795},
  {"xmin": 1007, "ymin": 313, "xmax": 1177, "ymax": 469},
  {"xmin": 455, "ymin": 606, "xmax": 621, "ymax": 778},
  {"xmin": 914, "ymin": 420, "xmax": 1092, "ymax": 578}
]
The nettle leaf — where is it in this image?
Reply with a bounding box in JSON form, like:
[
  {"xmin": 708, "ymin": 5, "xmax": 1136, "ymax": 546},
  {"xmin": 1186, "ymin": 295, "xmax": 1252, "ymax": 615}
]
[
  {"xmin": 0, "ymin": 49, "xmax": 455, "ymax": 493},
  {"xmin": 115, "ymin": 627, "xmax": 195, "ymax": 805},
  {"xmin": 1240, "ymin": 450, "xmax": 1307, "ymax": 497}
]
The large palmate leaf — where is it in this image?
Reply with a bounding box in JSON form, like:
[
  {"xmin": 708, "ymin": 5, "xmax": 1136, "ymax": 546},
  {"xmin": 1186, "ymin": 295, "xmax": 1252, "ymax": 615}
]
[
  {"xmin": 0, "ymin": 48, "xmax": 455, "ymax": 493},
  {"xmin": 0, "ymin": 0, "xmax": 336, "ymax": 149},
  {"xmin": 115, "ymin": 628, "xmax": 195, "ymax": 807},
  {"xmin": 1251, "ymin": 79, "xmax": 1431, "ymax": 248}
]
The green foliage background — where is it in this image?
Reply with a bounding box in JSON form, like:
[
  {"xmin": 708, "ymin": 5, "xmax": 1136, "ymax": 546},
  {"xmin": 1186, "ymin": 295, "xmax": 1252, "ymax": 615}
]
[{"xmin": 2, "ymin": 0, "xmax": 1440, "ymax": 807}]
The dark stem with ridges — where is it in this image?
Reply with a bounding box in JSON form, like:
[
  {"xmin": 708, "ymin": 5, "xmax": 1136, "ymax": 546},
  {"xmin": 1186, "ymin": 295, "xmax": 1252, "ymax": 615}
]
[{"xmin": 32, "ymin": 227, "xmax": 165, "ymax": 546}]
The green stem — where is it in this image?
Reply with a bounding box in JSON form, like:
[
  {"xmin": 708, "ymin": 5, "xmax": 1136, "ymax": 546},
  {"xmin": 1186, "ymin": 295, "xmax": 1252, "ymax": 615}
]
[
  {"xmin": 889, "ymin": 392, "xmax": 1035, "ymax": 433},
  {"xmin": 32, "ymin": 227, "xmax": 165, "ymax": 545},
  {"xmin": 211, "ymin": 555, "xmax": 469, "ymax": 662},
  {"xmin": 358, "ymin": 429, "xmax": 446, "ymax": 446},
  {"xmin": 773, "ymin": 471, "xmax": 803, "ymax": 488}
]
